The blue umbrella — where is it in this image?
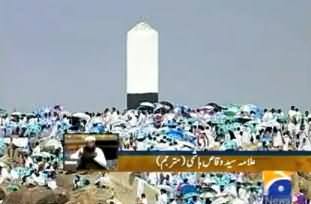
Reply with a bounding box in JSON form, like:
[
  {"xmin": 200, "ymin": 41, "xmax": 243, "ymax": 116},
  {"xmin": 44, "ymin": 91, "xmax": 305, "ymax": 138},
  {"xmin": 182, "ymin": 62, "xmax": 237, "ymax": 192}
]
[
  {"xmin": 164, "ymin": 120, "xmax": 178, "ymax": 128},
  {"xmin": 25, "ymin": 123, "xmax": 41, "ymax": 137},
  {"xmin": 180, "ymin": 184, "xmax": 197, "ymax": 195},
  {"xmin": 214, "ymin": 174, "xmax": 231, "ymax": 186},
  {"xmin": 183, "ymin": 192, "xmax": 200, "ymax": 200},
  {"xmin": 166, "ymin": 129, "xmax": 184, "ymax": 140},
  {"xmin": 89, "ymin": 123, "xmax": 106, "ymax": 133}
]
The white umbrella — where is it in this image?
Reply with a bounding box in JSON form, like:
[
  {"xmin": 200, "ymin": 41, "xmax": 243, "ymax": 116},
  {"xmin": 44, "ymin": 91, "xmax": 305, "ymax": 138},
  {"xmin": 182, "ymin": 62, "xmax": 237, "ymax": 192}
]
[
  {"xmin": 32, "ymin": 152, "xmax": 52, "ymax": 158},
  {"xmin": 11, "ymin": 112, "xmax": 22, "ymax": 116},
  {"xmin": 43, "ymin": 139, "xmax": 62, "ymax": 149},
  {"xmin": 212, "ymin": 196, "xmax": 232, "ymax": 204},
  {"xmin": 140, "ymin": 102, "xmax": 155, "ymax": 108},
  {"xmin": 203, "ymin": 177, "xmax": 216, "ymax": 185},
  {"xmin": 72, "ymin": 112, "xmax": 91, "ymax": 121},
  {"xmin": 176, "ymin": 141, "xmax": 196, "ymax": 149},
  {"xmin": 199, "ymin": 105, "xmax": 214, "ymax": 112},
  {"xmin": 26, "ymin": 112, "xmax": 36, "ymax": 117},
  {"xmin": 60, "ymin": 111, "xmax": 71, "ymax": 117},
  {"xmin": 232, "ymin": 198, "xmax": 247, "ymax": 204},
  {"xmin": 200, "ymin": 192, "xmax": 217, "ymax": 198}
]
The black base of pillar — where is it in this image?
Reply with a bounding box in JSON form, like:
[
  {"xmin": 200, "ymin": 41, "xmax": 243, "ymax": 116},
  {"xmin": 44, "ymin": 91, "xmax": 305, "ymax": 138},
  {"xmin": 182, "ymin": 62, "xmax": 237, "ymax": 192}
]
[{"xmin": 127, "ymin": 93, "xmax": 158, "ymax": 109}]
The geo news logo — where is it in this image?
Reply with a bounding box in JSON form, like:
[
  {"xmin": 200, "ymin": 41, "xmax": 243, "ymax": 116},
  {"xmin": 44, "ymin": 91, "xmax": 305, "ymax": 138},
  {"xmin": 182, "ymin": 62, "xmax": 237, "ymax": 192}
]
[
  {"xmin": 263, "ymin": 196, "xmax": 291, "ymax": 204},
  {"xmin": 263, "ymin": 178, "xmax": 292, "ymax": 204}
]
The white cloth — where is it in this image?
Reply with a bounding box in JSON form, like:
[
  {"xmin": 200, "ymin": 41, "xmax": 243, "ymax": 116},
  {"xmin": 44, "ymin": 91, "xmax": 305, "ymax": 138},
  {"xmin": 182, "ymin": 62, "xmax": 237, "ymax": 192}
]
[
  {"xmin": 33, "ymin": 145, "xmax": 41, "ymax": 154},
  {"xmin": 25, "ymin": 157, "xmax": 34, "ymax": 168},
  {"xmin": 136, "ymin": 142, "xmax": 147, "ymax": 151},
  {"xmin": 148, "ymin": 172, "xmax": 158, "ymax": 186},
  {"xmin": 95, "ymin": 175, "xmax": 111, "ymax": 187},
  {"xmin": 159, "ymin": 193, "xmax": 168, "ymax": 204},
  {"xmin": 141, "ymin": 198, "xmax": 148, "ymax": 204},
  {"xmin": 273, "ymin": 132, "xmax": 283, "ymax": 147},
  {"xmin": 0, "ymin": 168, "xmax": 10, "ymax": 184},
  {"xmin": 263, "ymin": 112, "xmax": 273, "ymax": 122},
  {"xmin": 47, "ymin": 179, "xmax": 58, "ymax": 190},
  {"xmin": 137, "ymin": 178, "xmax": 145, "ymax": 197},
  {"xmin": 283, "ymin": 136, "xmax": 291, "ymax": 151},
  {"xmin": 32, "ymin": 172, "xmax": 46, "ymax": 186},
  {"xmin": 288, "ymin": 110, "xmax": 296, "ymax": 122},
  {"xmin": 241, "ymin": 131, "xmax": 251, "ymax": 146}
]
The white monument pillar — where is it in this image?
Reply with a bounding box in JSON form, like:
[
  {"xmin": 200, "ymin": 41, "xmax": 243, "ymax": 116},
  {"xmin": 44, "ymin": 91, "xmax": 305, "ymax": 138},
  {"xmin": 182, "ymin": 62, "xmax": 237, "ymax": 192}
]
[{"xmin": 126, "ymin": 22, "xmax": 159, "ymax": 109}]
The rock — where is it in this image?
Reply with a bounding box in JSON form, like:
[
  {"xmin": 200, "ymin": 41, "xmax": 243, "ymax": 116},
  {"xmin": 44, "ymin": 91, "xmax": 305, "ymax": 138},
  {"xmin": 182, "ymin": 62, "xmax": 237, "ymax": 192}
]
[
  {"xmin": 0, "ymin": 187, "xmax": 7, "ymax": 201},
  {"xmin": 69, "ymin": 187, "xmax": 97, "ymax": 204},
  {"xmin": 3, "ymin": 187, "xmax": 69, "ymax": 204}
]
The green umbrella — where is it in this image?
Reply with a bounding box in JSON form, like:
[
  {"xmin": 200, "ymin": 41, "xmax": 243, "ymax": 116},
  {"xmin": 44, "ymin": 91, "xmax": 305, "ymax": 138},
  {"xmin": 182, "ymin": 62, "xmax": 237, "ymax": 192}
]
[{"xmin": 223, "ymin": 106, "xmax": 240, "ymax": 117}]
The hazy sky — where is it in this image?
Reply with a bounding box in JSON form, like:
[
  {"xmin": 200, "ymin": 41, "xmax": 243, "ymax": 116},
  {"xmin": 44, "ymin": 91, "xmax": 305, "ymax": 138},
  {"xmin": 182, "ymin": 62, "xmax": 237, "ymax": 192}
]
[{"xmin": 0, "ymin": 0, "xmax": 310, "ymax": 112}]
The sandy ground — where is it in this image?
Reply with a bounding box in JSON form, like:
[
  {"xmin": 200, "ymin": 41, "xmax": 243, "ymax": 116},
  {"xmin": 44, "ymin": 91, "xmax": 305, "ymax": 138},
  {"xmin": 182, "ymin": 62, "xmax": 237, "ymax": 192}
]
[{"xmin": 0, "ymin": 172, "xmax": 140, "ymax": 204}]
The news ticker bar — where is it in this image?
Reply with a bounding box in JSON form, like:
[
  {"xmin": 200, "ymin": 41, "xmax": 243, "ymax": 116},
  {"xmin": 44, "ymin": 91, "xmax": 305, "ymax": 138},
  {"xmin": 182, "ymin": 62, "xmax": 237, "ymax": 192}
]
[{"xmin": 115, "ymin": 151, "xmax": 311, "ymax": 172}]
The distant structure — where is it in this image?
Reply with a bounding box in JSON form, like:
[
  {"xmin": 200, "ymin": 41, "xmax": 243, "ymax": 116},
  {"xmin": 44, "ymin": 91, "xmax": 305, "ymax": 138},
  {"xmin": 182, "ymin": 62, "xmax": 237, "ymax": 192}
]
[{"xmin": 126, "ymin": 22, "xmax": 159, "ymax": 109}]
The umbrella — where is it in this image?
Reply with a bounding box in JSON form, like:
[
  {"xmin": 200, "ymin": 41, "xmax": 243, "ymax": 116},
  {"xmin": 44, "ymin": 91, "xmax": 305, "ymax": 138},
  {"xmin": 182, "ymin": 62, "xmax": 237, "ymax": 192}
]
[
  {"xmin": 180, "ymin": 184, "xmax": 197, "ymax": 195},
  {"xmin": 198, "ymin": 105, "xmax": 215, "ymax": 112},
  {"xmin": 24, "ymin": 112, "xmax": 36, "ymax": 117},
  {"xmin": 154, "ymin": 104, "xmax": 170, "ymax": 114},
  {"xmin": 223, "ymin": 106, "xmax": 240, "ymax": 117},
  {"xmin": 200, "ymin": 191, "xmax": 217, "ymax": 198},
  {"xmin": 32, "ymin": 152, "xmax": 52, "ymax": 159},
  {"xmin": 25, "ymin": 123, "xmax": 41, "ymax": 136},
  {"xmin": 206, "ymin": 103, "xmax": 224, "ymax": 112},
  {"xmin": 166, "ymin": 129, "xmax": 184, "ymax": 140},
  {"xmin": 159, "ymin": 101, "xmax": 174, "ymax": 110},
  {"xmin": 234, "ymin": 116, "xmax": 252, "ymax": 124},
  {"xmin": 140, "ymin": 102, "xmax": 155, "ymax": 108},
  {"xmin": 164, "ymin": 120, "xmax": 178, "ymax": 128},
  {"xmin": 177, "ymin": 140, "xmax": 196, "ymax": 149},
  {"xmin": 89, "ymin": 123, "xmax": 106, "ymax": 133},
  {"xmin": 72, "ymin": 112, "xmax": 91, "ymax": 121},
  {"xmin": 138, "ymin": 102, "xmax": 155, "ymax": 112},
  {"xmin": 183, "ymin": 192, "xmax": 199, "ymax": 199},
  {"xmin": 60, "ymin": 111, "xmax": 71, "ymax": 117},
  {"xmin": 202, "ymin": 178, "xmax": 217, "ymax": 187},
  {"xmin": 241, "ymin": 104, "xmax": 262, "ymax": 117},
  {"xmin": 212, "ymin": 196, "xmax": 232, "ymax": 204},
  {"xmin": 11, "ymin": 112, "xmax": 22, "ymax": 116},
  {"xmin": 240, "ymin": 104, "xmax": 257, "ymax": 113},
  {"xmin": 42, "ymin": 138, "xmax": 62, "ymax": 150}
]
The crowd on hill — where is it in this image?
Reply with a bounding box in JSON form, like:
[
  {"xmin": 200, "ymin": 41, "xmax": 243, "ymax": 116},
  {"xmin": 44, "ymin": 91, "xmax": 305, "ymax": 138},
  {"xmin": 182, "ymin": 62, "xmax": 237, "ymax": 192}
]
[
  {"xmin": 0, "ymin": 102, "xmax": 310, "ymax": 203},
  {"xmin": 136, "ymin": 172, "xmax": 263, "ymax": 204},
  {"xmin": 1, "ymin": 103, "xmax": 310, "ymax": 152}
]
